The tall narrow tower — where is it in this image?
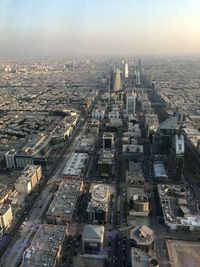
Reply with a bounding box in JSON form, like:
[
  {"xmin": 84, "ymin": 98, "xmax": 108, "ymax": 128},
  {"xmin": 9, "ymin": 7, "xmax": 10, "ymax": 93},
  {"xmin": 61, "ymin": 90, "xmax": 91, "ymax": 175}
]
[
  {"xmin": 170, "ymin": 134, "xmax": 184, "ymax": 180},
  {"xmin": 135, "ymin": 70, "xmax": 141, "ymax": 85},
  {"xmin": 124, "ymin": 60, "xmax": 129, "ymax": 78},
  {"xmin": 113, "ymin": 68, "xmax": 122, "ymax": 91}
]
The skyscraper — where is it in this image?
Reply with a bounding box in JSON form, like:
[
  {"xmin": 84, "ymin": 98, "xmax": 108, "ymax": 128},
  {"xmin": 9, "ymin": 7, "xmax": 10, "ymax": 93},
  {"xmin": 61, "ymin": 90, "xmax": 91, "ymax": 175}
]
[
  {"xmin": 113, "ymin": 68, "xmax": 122, "ymax": 91},
  {"xmin": 126, "ymin": 95, "xmax": 136, "ymax": 115},
  {"xmin": 135, "ymin": 70, "xmax": 141, "ymax": 85},
  {"xmin": 170, "ymin": 134, "xmax": 185, "ymax": 180},
  {"xmin": 124, "ymin": 60, "xmax": 129, "ymax": 78},
  {"xmin": 109, "ymin": 69, "xmax": 114, "ymax": 91},
  {"xmin": 138, "ymin": 59, "xmax": 142, "ymax": 70}
]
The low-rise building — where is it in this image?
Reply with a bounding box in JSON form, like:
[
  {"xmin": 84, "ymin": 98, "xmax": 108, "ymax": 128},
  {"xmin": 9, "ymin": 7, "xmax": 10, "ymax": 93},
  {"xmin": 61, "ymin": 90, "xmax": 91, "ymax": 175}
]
[
  {"xmin": 92, "ymin": 108, "xmax": 106, "ymax": 120},
  {"xmin": 98, "ymin": 149, "xmax": 115, "ymax": 178},
  {"xmin": 0, "ymin": 204, "xmax": 13, "ymax": 231},
  {"xmin": 129, "ymin": 194, "xmax": 149, "ymax": 217},
  {"xmin": 86, "ymin": 184, "xmax": 110, "ymax": 224},
  {"xmin": 0, "ymin": 184, "xmax": 12, "ymax": 205},
  {"xmin": 158, "ymin": 184, "xmax": 200, "ymax": 231},
  {"xmin": 5, "ymin": 149, "xmax": 17, "ymax": 168},
  {"xmin": 108, "ymin": 110, "xmax": 120, "ymax": 120},
  {"xmin": 21, "ymin": 224, "xmax": 66, "ymax": 267},
  {"xmin": 88, "ymin": 119, "xmax": 100, "ymax": 135},
  {"xmin": 14, "ymin": 165, "xmax": 42, "ymax": 194},
  {"xmin": 82, "ymin": 224, "xmax": 105, "ymax": 258},
  {"xmin": 103, "ymin": 132, "xmax": 115, "ymax": 150},
  {"xmin": 130, "ymin": 225, "xmax": 154, "ymax": 252},
  {"xmin": 16, "ymin": 134, "xmax": 51, "ymax": 169},
  {"xmin": 153, "ymin": 161, "xmax": 168, "ymax": 181},
  {"xmin": 75, "ymin": 137, "xmax": 95, "ymax": 153},
  {"xmin": 131, "ymin": 248, "xmax": 159, "ymax": 267},
  {"xmin": 145, "ymin": 114, "xmax": 159, "ymax": 134},
  {"xmin": 62, "ymin": 152, "xmax": 88, "ymax": 179},
  {"xmin": 126, "ymin": 161, "xmax": 145, "ymax": 185},
  {"xmin": 122, "ymin": 145, "xmax": 144, "ymax": 160},
  {"xmin": 46, "ymin": 179, "xmax": 83, "ymax": 224}
]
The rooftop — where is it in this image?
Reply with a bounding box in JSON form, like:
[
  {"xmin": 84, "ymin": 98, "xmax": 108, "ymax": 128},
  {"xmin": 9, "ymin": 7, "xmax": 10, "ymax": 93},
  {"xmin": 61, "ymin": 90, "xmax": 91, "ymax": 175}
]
[
  {"xmin": 62, "ymin": 152, "xmax": 88, "ymax": 178},
  {"xmin": 158, "ymin": 184, "xmax": 200, "ymax": 228},
  {"xmin": 21, "ymin": 224, "xmax": 65, "ymax": 267},
  {"xmin": 83, "ymin": 224, "xmax": 105, "ymax": 240},
  {"xmin": 153, "ymin": 161, "xmax": 168, "ymax": 179},
  {"xmin": 98, "ymin": 149, "xmax": 115, "ymax": 165},
  {"xmin": 46, "ymin": 179, "xmax": 83, "ymax": 217},
  {"xmin": 87, "ymin": 184, "xmax": 110, "ymax": 213},
  {"xmin": 0, "ymin": 204, "xmax": 12, "ymax": 216},
  {"xmin": 130, "ymin": 225, "xmax": 154, "ymax": 246},
  {"xmin": 131, "ymin": 248, "xmax": 150, "ymax": 267},
  {"xmin": 103, "ymin": 132, "xmax": 115, "ymax": 138}
]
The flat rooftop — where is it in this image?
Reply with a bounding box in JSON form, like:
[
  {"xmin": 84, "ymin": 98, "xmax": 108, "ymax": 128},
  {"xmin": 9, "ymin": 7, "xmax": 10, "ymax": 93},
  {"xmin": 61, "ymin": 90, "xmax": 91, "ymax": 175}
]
[
  {"xmin": 62, "ymin": 152, "xmax": 88, "ymax": 178},
  {"xmin": 46, "ymin": 179, "xmax": 83, "ymax": 217},
  {"xmin": 87, "ymin": 184, "xmax": 110, "ymax": 213},
  {"xmin": 153, "ymin": 161, "xmax": 168, "ymax": 179},
  {"xmin": 122, "ymin": 144, "xmax": 144, "ymax": 153},
  {"xmin": 131, "ymin": 248, "xmax": 150, "ymax": 267},
  {"xmin": 21, "ymin": 224, "xmax": 65, "ymax": 267},
  {"xmin": 83, "ymin": 224, "xmax": 105, "ymax": 240},
  {"xmin": 103, "ymin": 132, "xmax": 115, "ymax": 138},
  {"xmin": 130, "ymin": 225, "xmax": 154, "ymax": 246},
  {"xmin": 166, "ymin": 239, "xmax": 200, "ymax": 267},
  {"xmin": 158, "ymin": 184, "xmax": 200, "ymax": 229},
  {"xmin": 0, "ymin": 204, "xmax": 11, "ymax": 215}
]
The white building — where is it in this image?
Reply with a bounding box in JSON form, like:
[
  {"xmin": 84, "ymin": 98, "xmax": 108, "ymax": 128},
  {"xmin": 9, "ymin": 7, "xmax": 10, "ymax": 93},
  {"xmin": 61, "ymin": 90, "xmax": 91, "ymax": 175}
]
[
  {"xmin": 62, "ymin": 152, "xmax": 88, "ymax": 179},
  {"xmin": 0, "ymin": 204, "xmax": 13, "ymax": 230},
  {"xmin": 14, "ymin": 165, "xmax": 42, "ymax": 194},
  {"xmin": 108, "ymin": 110, "xmax": 120, "ymax": 120},
  {"xmin": 92, "ymin": 109, "xmax": 106, "ymax": 120},
  {"xmin": 113, "ymin": 68, "xmax": 122, "ymax": 91},
  {"xmin": 124, "ymin": 60, "xmax": 129, "ymax": 78}
]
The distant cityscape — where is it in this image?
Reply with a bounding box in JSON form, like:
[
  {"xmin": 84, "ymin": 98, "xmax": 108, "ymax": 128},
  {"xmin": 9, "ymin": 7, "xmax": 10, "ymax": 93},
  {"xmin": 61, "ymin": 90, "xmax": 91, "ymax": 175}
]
[{"xmin": 0, "ymin": 56, "xmax": 199, "ymax": 267}]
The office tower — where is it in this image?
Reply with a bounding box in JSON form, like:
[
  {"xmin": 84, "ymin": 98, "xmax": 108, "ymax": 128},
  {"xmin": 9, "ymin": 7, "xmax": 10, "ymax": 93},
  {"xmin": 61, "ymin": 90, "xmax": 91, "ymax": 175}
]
[
  {"xmin": 126, "ymin": 95, "xmax": 136, "ymax": 115},
  {"xmin": 135, "ymin": 70, "xmax": 141, "ymax": 85},
  {"xmin": 124, "ymin": 60, "xmax": 129, "ymax": 78},
  {"xmin": 170, "ymin": 134, "xmax": 184, "ymax": 180},
  {"xmin": 113, "ymin": 68, "xmax": 122, "ymax": 91},
  {"xmin": 138, "ymin": 59, "xmax": 142, "ymax": 71},
  {"xmin": 103, "ymin": 132, "xmax": 115, "ymax": 150},
  {"xmin": 153, "ymin": 116, "xmax": 177, "ymax": 155},
  {"xmin": 109, "ymin": 69, "xmax": 114, "ymax": 91}
]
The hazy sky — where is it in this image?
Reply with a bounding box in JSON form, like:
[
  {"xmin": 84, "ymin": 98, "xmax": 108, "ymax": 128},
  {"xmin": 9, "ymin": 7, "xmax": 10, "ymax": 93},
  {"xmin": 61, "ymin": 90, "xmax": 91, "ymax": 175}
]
[{"xmin": 0, "ymin": 0, "xmax": 200, "ymax": 57}]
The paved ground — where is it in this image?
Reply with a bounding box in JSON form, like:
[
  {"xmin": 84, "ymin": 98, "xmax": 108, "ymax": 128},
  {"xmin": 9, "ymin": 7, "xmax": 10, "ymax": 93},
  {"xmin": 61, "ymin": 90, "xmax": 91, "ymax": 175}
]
[
  {"xmin": 0, "ymin": 185, "xmax": 55, "ymax": 267},
  {"xmin": 73, "ymin": 256, "xmax": 104, "ymax": 267},
  {"xmin": 166, "ymin": 239, "xmax": 200, "ymax": 267}
]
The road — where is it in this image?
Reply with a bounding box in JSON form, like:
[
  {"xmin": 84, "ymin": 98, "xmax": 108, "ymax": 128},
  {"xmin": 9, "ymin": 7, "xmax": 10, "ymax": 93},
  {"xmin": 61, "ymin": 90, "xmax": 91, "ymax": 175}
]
[{"xmin": 0, "ymin": 116, "xmax": 89, "ymax": 267}]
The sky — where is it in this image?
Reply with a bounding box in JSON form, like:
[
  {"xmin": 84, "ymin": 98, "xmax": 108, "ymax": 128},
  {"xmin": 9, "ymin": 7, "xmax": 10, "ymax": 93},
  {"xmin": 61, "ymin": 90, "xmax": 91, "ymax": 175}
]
[{"xmin": 0, "ymin": 0, "xmax": 200, "ymax": 57}]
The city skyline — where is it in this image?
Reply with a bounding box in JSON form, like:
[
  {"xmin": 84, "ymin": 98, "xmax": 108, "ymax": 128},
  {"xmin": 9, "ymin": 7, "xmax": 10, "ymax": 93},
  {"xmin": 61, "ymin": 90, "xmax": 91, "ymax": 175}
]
[{"xmin": 1, "ymin": 0, "xmax": 200, "ymax": 57}]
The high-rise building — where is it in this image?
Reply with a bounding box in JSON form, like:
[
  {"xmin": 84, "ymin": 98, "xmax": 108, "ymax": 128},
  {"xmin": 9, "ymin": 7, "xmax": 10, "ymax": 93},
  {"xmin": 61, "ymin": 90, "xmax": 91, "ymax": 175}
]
[
  {"xmin": 153, "ymin": 116, "xmax": 177, "ymax": 155},
  {"xmin": 113, "ymin": 68, "xmax": 122, "ymax": 91},
  {"xmin": 124, "ymin": 60, "xmax": 129, "ymax": 78},
  {"xmin": 135, "ymin": 70, "xmax": 141, "ymax": 85},
  {"xmin": 138, "ymin": 59, "xmax": 142, "ymax": 71},
  {"xmin": 109, "ymin": 69, "xmax": 114, "ymax": 91},
  {"xmin": 170, "ymin": 134, "xmax": 184, "ymax": 180},
  {"xmin": 103, "ymin": 132, "xmax": 115, "ymax": 150},
  {"xmin": 126, "ymin": 95, "xmax": 136, "ymax": 115}
]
